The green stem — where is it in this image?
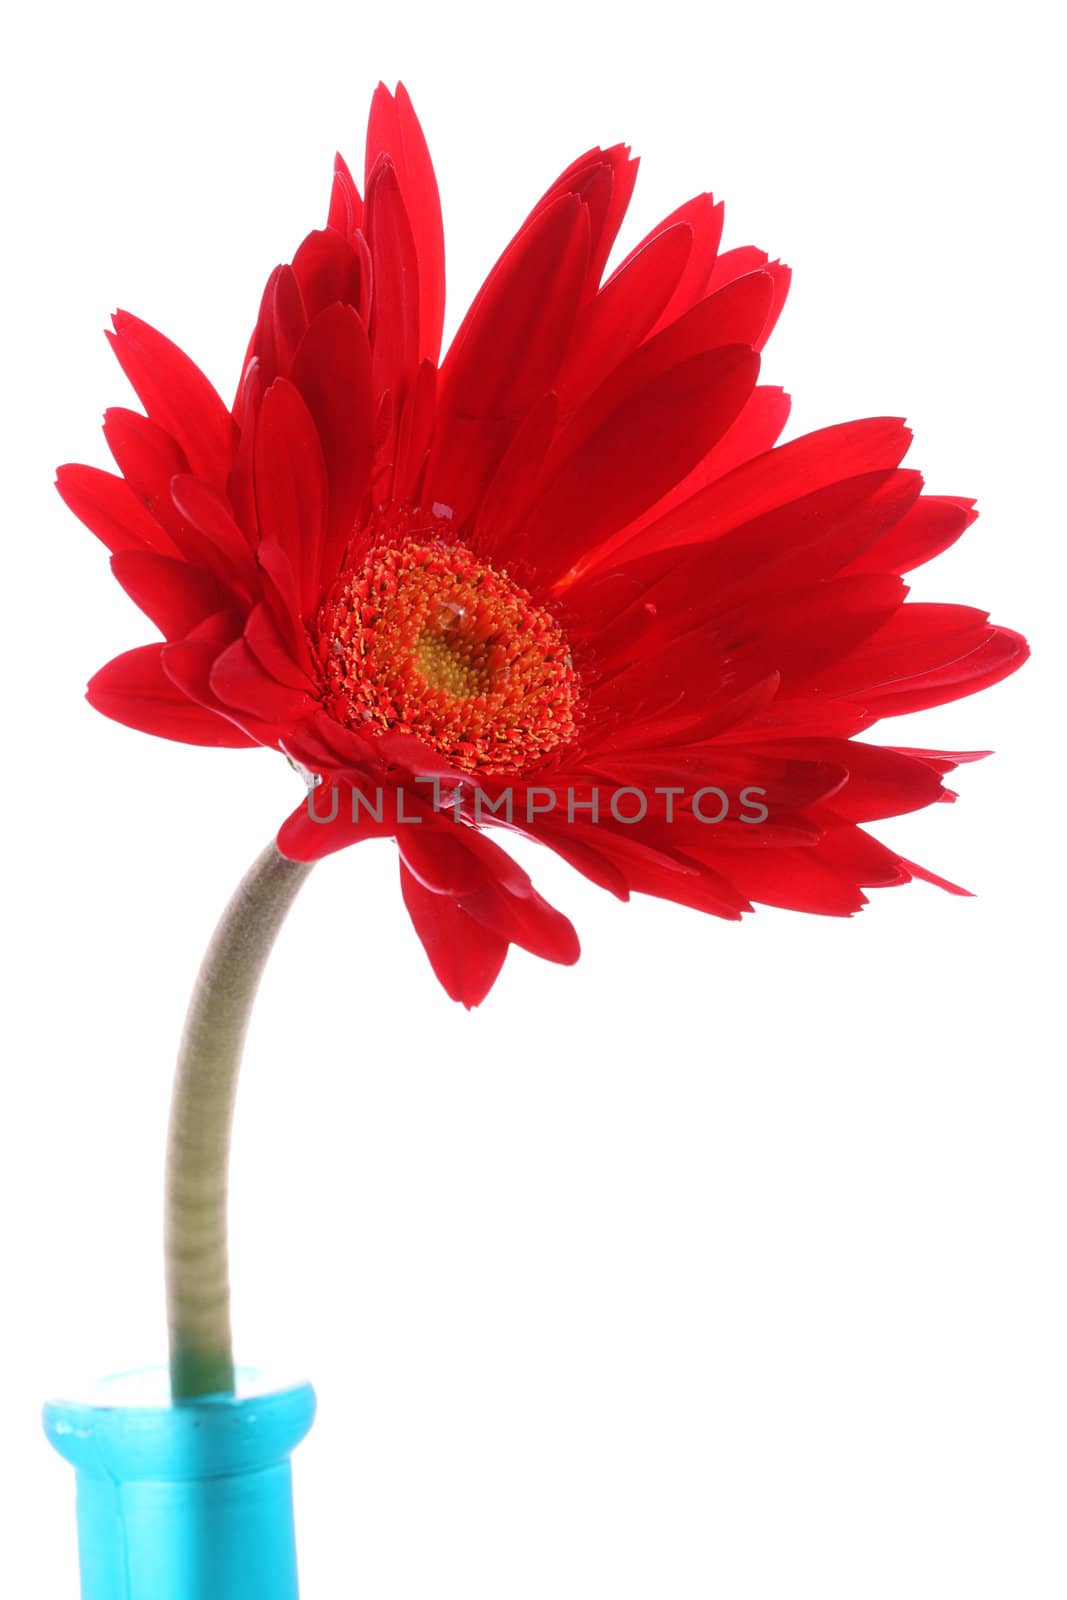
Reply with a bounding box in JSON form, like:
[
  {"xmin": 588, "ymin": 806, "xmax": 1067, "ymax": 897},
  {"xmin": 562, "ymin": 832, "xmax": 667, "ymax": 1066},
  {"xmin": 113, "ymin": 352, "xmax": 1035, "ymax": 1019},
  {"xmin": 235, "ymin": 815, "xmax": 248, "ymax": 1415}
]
[{"xmin": 164, "ymin": 841, "xmax": 314, "ymax": 1400}]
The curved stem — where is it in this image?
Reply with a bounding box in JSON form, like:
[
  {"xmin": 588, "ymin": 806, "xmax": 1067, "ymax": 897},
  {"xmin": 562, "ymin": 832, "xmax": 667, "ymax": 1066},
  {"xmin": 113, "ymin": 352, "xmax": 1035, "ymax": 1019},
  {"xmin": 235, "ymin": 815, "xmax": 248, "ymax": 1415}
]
[{"xmin": 164, "ymin": 841, "xmax": 314, "ymax": 1400}]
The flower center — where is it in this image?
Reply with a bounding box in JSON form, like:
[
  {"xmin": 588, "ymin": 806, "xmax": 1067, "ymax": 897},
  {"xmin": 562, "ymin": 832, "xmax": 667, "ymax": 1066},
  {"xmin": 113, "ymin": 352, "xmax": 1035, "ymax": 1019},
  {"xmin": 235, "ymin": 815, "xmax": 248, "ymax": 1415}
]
[{"xmin": 319, "ymin": 540, "xmax": 580, "ymax": 774}]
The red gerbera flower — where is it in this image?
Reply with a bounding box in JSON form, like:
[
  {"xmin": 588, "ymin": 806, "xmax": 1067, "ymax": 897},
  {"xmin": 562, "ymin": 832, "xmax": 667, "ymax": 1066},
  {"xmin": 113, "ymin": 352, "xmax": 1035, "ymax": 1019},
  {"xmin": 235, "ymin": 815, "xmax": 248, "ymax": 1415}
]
[{"xmin": 60, "ymin": 83, "xmax": 1028, "ymax": 1006}]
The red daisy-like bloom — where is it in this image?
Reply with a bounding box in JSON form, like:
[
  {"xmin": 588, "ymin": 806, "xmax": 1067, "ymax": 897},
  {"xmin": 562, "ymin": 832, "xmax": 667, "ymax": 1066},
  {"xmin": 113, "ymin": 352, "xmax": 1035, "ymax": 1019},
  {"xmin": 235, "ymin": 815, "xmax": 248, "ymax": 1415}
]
[{"xmin": 61, "ymin": 83, "xmax": 1028, "ymax": 1005}]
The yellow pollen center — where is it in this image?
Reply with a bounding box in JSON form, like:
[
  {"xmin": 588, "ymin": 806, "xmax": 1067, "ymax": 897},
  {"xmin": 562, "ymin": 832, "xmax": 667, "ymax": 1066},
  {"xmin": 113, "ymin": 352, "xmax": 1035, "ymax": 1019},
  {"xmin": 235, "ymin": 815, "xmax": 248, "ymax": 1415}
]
[
  {"xmin": 413, "ymin": 621, "xmax": 488, "ymax": 697},
  {"xmin": 319, "ymin": 540, "xmax": 580, "ymax": 774}
]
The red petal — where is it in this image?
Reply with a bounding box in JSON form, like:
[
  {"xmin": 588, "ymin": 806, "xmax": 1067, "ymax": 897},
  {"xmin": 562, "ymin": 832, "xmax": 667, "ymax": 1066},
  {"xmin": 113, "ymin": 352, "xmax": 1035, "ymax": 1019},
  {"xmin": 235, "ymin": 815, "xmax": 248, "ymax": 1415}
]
[
  {"xmin": 725, "ymin": 573, "xmax": 909, "ymax": 687},
  {"xmin": 698, "ymin": 386, "xmax": 792, "ymax": 479},
  {"xmin": 87, "ymin": 643, "xmax": 254, "ymax": 747},
  {"xmin": 807, "ymin": 825, "xmax": 911, "ymax": 888},
  {"xmin": 209, "ymin": 635, "xmax": 315, "ymax": 723},
  {"xmin": 531, "ymin": 144, "xmax": 638, "ymax": 294},
  {"xmin": 427, "ymin": 196, "xmax": 591, "ymax": 522},
  {"xmin": 461, "ymin": 879, "xmax": 580, "ymax": 967},
  {"xmin": 249, "ymin": 264, "xmax": 308, "ymax": 391},
  {"xmin": 327, "ymin": 151, "xmax": 363, "ymax": 235},
  {"xmin": 438, "ymin": 194, "xmax": 590, "ymax": 421},
  {"xmin": 291, "ymin": 228, "xmax": 368, "ymax": 324},
  {"xmin": 392, "ymin": 358, "xmax": 437, "ymax": 506},
  {"xmin": 598, "ymin": 574, "xmax": 906, "ymax": 729},
  {"xmin": 609, "ymin": 386, "xmax": 792, "ymax": 550},
  {"xmin": 896, "ymin": 855, "xmax": 973, "ymax": 897},
  {"xmin": 641, "ymin": 195, "xmax": 725, "ymax": 334},
  {"xmin": 672, "ymin": 271, "xmax": 777, "ymax": 352},
  {"xmin": 512, "ymin": 818, "xmax": 630, "ymax": 900},
  {"xmin": 227, "ymin": 361, "xmax": 262, "ymax": 539},
  {"xmin": 400, "ymin": 861, "xmax": 508, "ymax": 1007},
  {"xmin": 545, "ymin": 275, "xmax": 772, "ymax": 479},
  {"xmin": 159, "ymin": 612, "xmax": 276, "ymax": 746},
  {"xmin": 624, "ymin": 857, "xmax": 751, "ymax": 919},
  {"xmin": 858, "ymin": 632, "xmax": 1030, "ymax": 715},
  {"xmin": 554, "ymin": 223, "xmax": 694, "ymax": 412},
  {"xmin": 600, "ymin": 416, "xmax": 914, "ymax": 567},
  {"xmin": 581, "ymin": 748, "xmax": 849, "ymax": 816},
  {"xmin": 169, "ymin": 475, "xmax": 260, "ymax": 596},
  {"xmin": 103, "ymin": 407, "xmax": 191, "ymax": 546},
  {"xmin": 56, "ymin": 463, "xmax": 175, "ymax": 556},
  {"xmin": 524, "ymin": 346, "xmax": 760, "ymax": 582},
  {"xmin": 703, "ymin": 842, "xmax": 869, "ymax": 916},
  {"xmin": 542, "ymin": 816, "xmax": 749, "ymax": 918},
  {"xmin": 277, "ymin": 777, "xmax": 400, "ymax": 863},
  {"xmin": 243, "ymin": 600, "xmax": 313, "ymax": 688},
  {"xmin": 755, "ymin": 261, "xmax": 791, "ymax": 351},
  {"xmin": 107, "ymin": 311, "xmax": 236, "ymax": 489},
  {"xmin": 713, "ymin": 691, "xmax": 872, "ymax": 745},
  {"xmin": 708, "ymin": 246, "xmax": 770, "ymax": 292},
  {"xmin": 397, "ymin": 826, "xmax": 485, "ymax": 895},
  {"xmin": 255, "ymin": 539, "xmax": 303, "ymax": 631},
  {"xmin": 470, "ymin": 393, "xmax": 559, "ymax": 561},
  {"xmin": 288, "ymin": 304, "xmax": 374, "ymax": 586},
  {"xmin": 754, "ymin": 738, "xmax": 948, "ymax": 822},
  {"xmin": 364, "ymin": 157, "xmax": 420, "ymax": 446},
  {"xmin": 366, "ymin": 83, "xmax": 446, "ymax": 365},
  {"xmin": 886, "ymin": 746, "xmax": 991, "ymax": 774},
  {"xmin": 810, "ymin": 605, "xmax": 1029, "ymax": 713},
  {"xmin": 843, "ymin": 495, "xmax": 977, "ymax": 575},
  {"xmin": 110, "ymin": 550, "xmax": 228, "ymax": 639},
  {"xmin": 252, "ymin": 378, "xmax": 329, "ymax": 615},
  {"xmin": 585, "ymin": 469, "xmax": 923, "ymax": 667}
]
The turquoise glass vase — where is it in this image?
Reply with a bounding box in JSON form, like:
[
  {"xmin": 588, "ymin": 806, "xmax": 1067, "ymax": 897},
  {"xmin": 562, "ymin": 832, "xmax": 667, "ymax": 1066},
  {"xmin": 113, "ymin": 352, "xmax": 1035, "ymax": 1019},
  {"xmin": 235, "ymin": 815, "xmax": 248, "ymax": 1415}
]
[{"xmin": 43, "ymin": 1368, "xmax": 316, "ymax": 1600}]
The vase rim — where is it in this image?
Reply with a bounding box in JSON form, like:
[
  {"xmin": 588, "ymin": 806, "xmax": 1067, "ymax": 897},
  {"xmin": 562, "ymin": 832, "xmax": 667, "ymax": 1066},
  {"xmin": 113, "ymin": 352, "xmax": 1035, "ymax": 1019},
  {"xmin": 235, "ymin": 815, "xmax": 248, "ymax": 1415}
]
[{"xmin": 43, "ymin": 1370, "xmax": 317, "ymax": 1480}]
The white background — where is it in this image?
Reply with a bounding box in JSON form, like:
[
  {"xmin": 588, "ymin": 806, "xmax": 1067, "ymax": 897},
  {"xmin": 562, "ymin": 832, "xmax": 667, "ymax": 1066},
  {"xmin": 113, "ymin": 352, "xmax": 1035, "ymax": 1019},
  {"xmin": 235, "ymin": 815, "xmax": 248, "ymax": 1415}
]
[{"xmin": 2, "ymin": 0, "xmax": 1063, "ymax": 1595}]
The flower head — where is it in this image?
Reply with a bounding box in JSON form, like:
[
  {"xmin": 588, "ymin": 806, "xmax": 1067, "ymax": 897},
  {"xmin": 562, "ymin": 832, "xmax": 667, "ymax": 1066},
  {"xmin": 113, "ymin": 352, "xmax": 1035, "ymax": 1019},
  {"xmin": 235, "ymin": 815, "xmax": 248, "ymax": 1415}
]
[{"xmin": 61, "ymin": 83, "xmax": 1028, "ymax": 1004}]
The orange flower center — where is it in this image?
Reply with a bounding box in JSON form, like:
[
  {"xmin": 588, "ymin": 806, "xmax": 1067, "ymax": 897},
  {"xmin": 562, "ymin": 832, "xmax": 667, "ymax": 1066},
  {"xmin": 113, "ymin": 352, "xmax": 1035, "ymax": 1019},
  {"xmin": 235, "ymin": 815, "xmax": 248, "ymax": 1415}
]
[{"xmin": 320, "ymin": 540, "xmax": 580, "ymax": 774}]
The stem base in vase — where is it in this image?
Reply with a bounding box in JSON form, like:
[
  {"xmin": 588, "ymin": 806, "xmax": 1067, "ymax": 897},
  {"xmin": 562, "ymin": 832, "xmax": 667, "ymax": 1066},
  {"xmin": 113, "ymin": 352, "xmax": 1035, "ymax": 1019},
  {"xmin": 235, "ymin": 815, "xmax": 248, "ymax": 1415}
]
[{"xmin": 43, "ymin": 1367, "xmax": 316, "ymax": 1600}]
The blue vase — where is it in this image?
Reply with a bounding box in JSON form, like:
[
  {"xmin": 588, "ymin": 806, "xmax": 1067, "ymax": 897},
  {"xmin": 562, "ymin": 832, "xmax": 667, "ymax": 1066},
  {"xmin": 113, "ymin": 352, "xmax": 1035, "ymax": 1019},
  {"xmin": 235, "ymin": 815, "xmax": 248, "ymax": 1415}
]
[{"xmin": 43, "ymin": 1368, "xmax": 316, "ymax": 1600}]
